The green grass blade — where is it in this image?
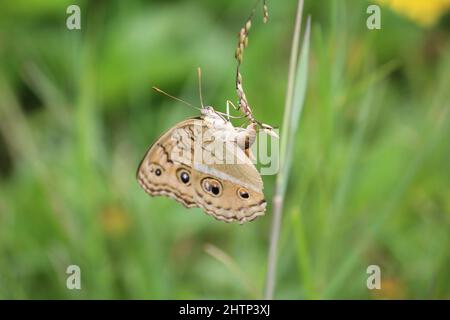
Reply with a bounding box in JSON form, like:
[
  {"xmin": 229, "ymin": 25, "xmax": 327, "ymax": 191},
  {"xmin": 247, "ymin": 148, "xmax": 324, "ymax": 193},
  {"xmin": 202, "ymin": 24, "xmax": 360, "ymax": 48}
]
[{"xmin": 264, "ymin": 0, "xmax": 311, "ymax": 298}]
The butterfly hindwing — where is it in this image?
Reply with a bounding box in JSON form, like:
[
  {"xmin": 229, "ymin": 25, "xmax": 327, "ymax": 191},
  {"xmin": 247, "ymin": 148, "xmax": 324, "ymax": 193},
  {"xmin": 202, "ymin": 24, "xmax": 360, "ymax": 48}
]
[{"xmin": 191, "ymin": 142, "xmax": 266, "ymax": 223}]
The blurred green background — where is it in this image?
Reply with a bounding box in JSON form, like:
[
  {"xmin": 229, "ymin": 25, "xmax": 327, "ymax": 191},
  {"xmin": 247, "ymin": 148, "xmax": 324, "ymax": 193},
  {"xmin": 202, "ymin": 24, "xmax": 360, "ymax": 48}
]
[{"xmin": 0, "ymin": 0, "xmax": 449, "ymax": 299}]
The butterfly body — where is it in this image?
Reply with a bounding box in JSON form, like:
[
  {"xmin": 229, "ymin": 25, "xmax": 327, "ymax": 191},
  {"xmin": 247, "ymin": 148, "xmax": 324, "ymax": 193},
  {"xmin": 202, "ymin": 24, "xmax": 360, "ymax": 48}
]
[{"xmin": 137, "ymin": 106, "xmax": 266, "ymax": 223}]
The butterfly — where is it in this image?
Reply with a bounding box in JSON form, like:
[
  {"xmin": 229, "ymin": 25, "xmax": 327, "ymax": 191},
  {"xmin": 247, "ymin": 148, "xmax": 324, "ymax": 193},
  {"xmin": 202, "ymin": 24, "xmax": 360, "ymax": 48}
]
[{"xmin": 137, "ymin": 1, "xmax": 274, "ymax": 223}]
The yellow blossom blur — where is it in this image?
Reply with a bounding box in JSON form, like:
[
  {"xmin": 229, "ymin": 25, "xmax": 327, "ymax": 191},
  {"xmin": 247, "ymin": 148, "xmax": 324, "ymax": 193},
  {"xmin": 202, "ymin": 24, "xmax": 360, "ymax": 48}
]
[
  {"xmin": 377, "ymin": 0, "xmax": 450, "ymax": 27},
  {"xmin": 372, "ymin": 277, "xmax": 406, "ymax": 299},
  {"xmin": 100, "ymin": 206, "xmax": 131, "ymax": 238}
]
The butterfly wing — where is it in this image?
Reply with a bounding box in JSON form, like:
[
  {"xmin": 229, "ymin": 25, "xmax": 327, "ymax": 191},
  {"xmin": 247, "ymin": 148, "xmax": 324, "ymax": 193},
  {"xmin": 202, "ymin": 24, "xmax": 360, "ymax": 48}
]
[
  {"xmin": 136, "ymin": 119, "xmax": 200, "ymax": 208},
  {"xmin": 192, "ymin": 139, "xmax": 266, "ymax": 223},
  {"xmin": 137, "ymin": 118, "xmax": 266, "ymax": 223}
]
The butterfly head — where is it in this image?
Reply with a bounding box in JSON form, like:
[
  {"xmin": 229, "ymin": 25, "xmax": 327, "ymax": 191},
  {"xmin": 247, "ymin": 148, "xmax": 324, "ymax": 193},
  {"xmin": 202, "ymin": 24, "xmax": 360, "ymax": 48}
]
[
  {"xmin": 201, "ymin": 106, "xmax": 215, "ymax": 116},
  {"xmin": 201, "ymin": 106, "xmax": 227, "ymax": 121}
]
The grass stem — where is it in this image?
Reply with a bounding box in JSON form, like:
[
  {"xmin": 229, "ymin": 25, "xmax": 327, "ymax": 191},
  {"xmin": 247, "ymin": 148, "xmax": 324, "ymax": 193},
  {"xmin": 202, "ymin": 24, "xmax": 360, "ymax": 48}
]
[{"xmin": 264, "ymin": 0, "xmax": 310, "ymax": 299}]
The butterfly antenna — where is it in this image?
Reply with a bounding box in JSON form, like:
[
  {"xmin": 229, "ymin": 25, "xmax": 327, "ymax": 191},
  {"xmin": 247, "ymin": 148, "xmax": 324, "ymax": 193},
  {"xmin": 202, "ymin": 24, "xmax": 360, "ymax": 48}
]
[
  {"xmin": 152, "ymin": 86, "xmax": 201, "ymax": 111},
  {"xmin": 197, "ymin": 67, "xmax": 205, "ymax": 108}
]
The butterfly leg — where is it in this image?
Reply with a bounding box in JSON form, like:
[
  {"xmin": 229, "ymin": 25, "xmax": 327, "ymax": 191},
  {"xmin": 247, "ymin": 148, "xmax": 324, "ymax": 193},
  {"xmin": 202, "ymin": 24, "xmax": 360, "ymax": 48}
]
[{"xmin": 226, "ymin": 100, "xmax": 240, "ymax": 121}]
